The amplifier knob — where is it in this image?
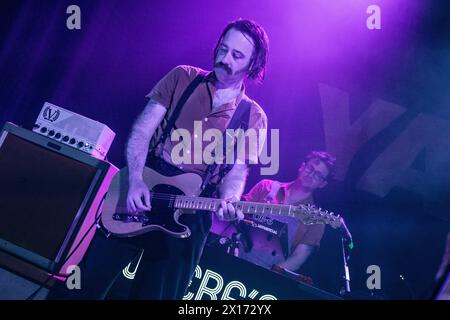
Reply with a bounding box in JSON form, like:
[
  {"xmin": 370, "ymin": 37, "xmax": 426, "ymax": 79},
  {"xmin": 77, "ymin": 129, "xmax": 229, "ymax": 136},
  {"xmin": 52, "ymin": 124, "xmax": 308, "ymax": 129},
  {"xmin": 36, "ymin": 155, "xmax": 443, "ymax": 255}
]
[
  {"xmin": 62, "ymin": 136, "xmax": 70, "ymax": 142},
  {"xmin": 77, "ymin": 141, "xmax": 84, "ymax": 148},
  {"xmin": 48, "ymin": 130, "xmax": 55, "ymax": 136},
  {"xmin": 40, "ymin": 127, "xmax": 47, "ymax": 133},
  {"xmin": 55, "ymin": 133, "xmax": 61, "ymax": 139},
  {"xmin": 69, "ymin": 138, "xmax": 76, "ymax": 145}
]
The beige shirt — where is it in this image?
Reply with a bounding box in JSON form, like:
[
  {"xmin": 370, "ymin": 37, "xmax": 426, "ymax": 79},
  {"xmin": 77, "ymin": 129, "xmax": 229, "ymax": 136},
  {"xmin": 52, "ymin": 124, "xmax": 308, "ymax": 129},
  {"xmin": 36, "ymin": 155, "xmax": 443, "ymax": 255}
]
[{"xmin": 146, "ymin": 65, "xmax": 268, "ymax": 179}]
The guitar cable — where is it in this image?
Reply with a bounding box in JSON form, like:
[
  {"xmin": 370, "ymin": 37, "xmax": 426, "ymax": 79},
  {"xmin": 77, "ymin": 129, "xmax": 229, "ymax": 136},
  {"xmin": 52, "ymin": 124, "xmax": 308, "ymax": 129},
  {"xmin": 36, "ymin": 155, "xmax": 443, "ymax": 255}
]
[{"xmin": 25, "ymin": 194, "xmax": 106, "ymax": 300}]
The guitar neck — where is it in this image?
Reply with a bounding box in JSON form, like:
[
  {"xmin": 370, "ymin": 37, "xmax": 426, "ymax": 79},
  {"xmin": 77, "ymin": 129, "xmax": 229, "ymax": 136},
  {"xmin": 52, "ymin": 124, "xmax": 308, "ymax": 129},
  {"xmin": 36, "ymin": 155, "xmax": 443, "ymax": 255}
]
[{"xmin": 173, "ymin": 195, "xmax": 297, "ymax": 218}]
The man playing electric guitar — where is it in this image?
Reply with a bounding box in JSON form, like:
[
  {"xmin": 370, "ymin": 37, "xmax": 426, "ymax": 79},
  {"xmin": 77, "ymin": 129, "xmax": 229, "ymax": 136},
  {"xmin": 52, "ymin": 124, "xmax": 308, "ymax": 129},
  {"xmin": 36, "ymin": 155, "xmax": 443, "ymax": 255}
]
[{"xmin": 47, "ymin": 19, "xmax": 269, "ymax": 300}]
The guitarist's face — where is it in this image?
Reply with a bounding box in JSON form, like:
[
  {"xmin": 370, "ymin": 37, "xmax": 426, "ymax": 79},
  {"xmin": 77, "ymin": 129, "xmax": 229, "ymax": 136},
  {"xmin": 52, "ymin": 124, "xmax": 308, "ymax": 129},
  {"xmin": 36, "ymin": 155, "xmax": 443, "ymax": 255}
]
[
  {"xmin": 298, "ymin": 159, "xmax": 329, "ymax": 191},
  {"xmin": 214, "ymin": 28, "xmax": 255, "ymax": 86}
]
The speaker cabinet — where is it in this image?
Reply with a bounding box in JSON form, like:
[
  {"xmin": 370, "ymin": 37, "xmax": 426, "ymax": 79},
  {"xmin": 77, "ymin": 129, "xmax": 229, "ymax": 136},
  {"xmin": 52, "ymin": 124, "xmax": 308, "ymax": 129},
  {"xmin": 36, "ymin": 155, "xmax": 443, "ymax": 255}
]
[{"xmin": 0, "ymin": 122, "xmax": 118, "ymax": 279}]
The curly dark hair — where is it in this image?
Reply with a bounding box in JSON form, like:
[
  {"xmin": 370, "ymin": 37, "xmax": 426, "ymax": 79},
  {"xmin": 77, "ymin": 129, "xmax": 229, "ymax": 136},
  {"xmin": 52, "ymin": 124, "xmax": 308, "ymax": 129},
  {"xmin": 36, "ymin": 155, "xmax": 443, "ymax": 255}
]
[
  {"xmin": 214, "ymin": 19, "xmax": 269, "ymax": 82},
  {"xmin": 305, "ymin": 151, "xmax": 337, "ymax": 179}
]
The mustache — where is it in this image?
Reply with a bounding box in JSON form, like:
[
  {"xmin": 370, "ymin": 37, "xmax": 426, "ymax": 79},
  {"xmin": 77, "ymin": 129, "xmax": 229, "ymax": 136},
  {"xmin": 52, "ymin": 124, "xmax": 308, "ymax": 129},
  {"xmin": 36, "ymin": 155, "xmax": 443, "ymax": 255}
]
[{"xmin": 214, "ymin": 62, "xmax": 232, "ymax": 75}]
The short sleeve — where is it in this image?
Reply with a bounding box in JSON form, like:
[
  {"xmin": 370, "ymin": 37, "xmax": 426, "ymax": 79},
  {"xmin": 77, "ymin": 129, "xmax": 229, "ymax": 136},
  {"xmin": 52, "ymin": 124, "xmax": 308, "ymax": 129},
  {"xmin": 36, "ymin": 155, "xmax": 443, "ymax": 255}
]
[{"xmin": 145, "ymin": 65, "xmax": 187, "ymax": 109}]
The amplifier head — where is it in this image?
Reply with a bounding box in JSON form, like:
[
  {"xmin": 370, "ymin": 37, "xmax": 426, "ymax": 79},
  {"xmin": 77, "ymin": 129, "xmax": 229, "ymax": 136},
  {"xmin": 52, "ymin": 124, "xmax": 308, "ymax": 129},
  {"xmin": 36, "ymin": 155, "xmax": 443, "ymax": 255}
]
[{"xmin": 32, "ymin": 102, "xmax": 115, "ymax": 159}]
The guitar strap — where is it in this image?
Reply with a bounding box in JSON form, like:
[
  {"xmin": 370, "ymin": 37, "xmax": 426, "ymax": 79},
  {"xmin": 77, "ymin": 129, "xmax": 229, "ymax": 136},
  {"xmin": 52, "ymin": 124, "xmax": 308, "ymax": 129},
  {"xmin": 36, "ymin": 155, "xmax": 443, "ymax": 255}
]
[
  {"xmin": 151, "ymin": 71, "xmax": 208, "ymax": 158},
  {"xmin": 200, "ymin": 99, "xmax": 251, "ymax": 197},
  {"xmin": 148, "ymin": 71, "xmax": 252, "ymax": 196}
]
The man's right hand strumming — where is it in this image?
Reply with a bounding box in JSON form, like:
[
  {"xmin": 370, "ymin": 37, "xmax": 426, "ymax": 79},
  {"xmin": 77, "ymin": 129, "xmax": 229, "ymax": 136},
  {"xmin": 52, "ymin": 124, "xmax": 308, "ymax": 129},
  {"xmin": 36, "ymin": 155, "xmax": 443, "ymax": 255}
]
[{"xmin": 127, "ymin": 178, "xmax": 152, "ymax": 213}]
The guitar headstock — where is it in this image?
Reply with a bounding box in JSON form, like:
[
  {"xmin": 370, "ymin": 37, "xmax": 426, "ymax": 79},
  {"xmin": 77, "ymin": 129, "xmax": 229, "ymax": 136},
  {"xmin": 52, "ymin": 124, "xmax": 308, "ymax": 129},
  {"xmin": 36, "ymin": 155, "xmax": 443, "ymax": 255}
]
[{"xmin": 294, "ymin": 204, "xmax": 342, "ymax": 229}]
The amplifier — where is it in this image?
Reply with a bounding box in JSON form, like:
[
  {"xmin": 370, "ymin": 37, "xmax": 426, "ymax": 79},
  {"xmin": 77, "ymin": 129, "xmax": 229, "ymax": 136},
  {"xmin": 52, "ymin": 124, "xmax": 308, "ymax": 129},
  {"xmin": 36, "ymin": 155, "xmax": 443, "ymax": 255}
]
[
  {"xmin": 32, "ymin": 102, "xmax": 115, "ymax": 160},
  {"xmin": 0, "ymin": 122, "xmax": 118, "ymax": 276}
]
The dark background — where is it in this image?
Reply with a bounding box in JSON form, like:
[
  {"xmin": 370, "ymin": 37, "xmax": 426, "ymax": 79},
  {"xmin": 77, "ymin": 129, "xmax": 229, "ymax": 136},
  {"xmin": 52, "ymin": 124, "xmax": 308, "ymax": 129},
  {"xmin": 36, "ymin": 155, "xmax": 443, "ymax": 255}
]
[{"xmin": 1, "ymin": 0, "xmax": 449, "ymax": 299}]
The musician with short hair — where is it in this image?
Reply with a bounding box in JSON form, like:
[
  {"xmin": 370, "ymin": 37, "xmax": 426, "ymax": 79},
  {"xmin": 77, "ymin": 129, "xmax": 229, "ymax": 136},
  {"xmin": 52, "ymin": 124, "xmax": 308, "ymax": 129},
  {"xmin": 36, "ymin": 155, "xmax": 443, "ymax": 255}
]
[{"xmin": 238, "ymin": 151, "xmax": 336, "ymax": 275}]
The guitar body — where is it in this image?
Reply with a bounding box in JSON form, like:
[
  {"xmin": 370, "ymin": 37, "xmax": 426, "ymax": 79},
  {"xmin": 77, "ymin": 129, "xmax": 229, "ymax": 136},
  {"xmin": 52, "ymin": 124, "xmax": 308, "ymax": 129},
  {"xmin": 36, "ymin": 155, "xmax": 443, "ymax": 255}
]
[
  {"xmin": 101, "ymin": 166, "xmax": 203, "ymax": 238},
  {"xmin": 102, "ymin": 164, "xmax": 341, "ymax": 239}
]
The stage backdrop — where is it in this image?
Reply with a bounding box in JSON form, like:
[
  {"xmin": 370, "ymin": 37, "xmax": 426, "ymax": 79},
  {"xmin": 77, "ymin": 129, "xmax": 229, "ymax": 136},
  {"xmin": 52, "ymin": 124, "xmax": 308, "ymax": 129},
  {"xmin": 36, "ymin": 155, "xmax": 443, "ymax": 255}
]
[{"xmin": 1, "ymin": 0, "xmax": 449, "ymax": 299}]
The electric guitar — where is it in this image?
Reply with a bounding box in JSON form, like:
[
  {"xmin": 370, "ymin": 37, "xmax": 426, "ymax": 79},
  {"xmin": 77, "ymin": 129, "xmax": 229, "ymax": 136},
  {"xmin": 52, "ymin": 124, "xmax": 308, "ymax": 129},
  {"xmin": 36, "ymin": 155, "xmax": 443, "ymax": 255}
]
[{"xmin": 101, "ymin": 166, "xmax": 342, "ymax": 238}]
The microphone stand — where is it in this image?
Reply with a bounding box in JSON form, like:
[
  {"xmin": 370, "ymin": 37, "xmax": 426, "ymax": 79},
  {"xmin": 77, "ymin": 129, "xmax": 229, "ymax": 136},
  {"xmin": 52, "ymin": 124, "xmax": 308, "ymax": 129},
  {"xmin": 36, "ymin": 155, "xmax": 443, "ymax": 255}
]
[{"xmin": 339, "ymin": 218, "xmax": 354, "ymax": 296}]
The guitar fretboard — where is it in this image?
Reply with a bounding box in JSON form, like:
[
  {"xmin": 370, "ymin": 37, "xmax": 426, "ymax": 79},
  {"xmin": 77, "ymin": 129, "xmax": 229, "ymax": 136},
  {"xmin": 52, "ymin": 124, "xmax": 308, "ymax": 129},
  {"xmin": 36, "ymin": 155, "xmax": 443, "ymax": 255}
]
[{"xmin": 173, "ymin": 196, "xmax": 297, "ymax": 218}]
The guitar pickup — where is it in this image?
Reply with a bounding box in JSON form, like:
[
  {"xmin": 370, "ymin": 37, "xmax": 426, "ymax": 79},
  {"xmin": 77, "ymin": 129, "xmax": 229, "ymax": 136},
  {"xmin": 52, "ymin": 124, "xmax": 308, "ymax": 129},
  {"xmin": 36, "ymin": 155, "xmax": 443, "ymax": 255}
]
[{"xmin": 112, "ymin": 213, "xmax": 150, "ymax": 224}]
